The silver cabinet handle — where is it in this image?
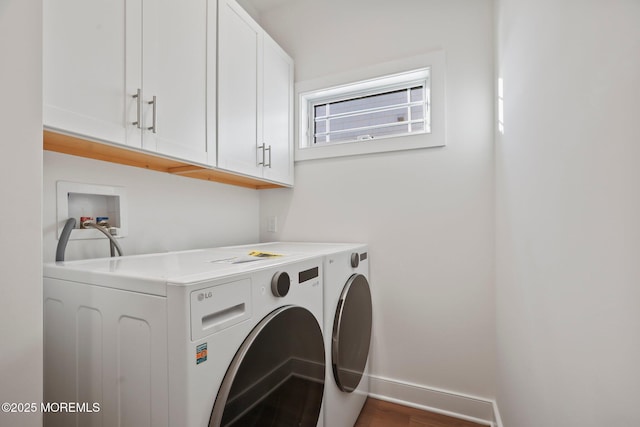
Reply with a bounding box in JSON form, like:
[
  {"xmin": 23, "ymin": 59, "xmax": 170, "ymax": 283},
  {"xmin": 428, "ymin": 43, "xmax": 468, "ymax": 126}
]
[
  {"xmin": 257, "ymin": 144, "xmax": 272, "ymax": 167},
  {"xmin": 148, "ymin": 96, "xmax": 157, "ymax": 133},
  {"xmin": 265, "ymin": 145, "xmax": 272, "ymax": 168},
  {"xmin": 258, "ymin": 143, "xmax": 266, "ymax": 166},
  {"xmin": 132, "ymin": 89, "xmax": 142, "ymax": 128}
]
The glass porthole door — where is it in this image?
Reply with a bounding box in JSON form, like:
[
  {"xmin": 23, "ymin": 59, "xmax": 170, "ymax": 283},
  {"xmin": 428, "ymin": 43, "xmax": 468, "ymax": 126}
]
[
  {"xmin": 332, "ymin": 273, "xmax": 373, "ymax": 393},
  {"xmin": 210, "ymin": 305, "xmax": 325, "ymax": 427}
]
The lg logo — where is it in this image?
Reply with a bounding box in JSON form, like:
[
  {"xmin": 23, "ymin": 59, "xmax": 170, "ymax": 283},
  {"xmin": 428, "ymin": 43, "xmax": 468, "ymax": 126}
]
[{"xmin": 197, "ymin": 291, "xmax": 213, "ymax": 302}]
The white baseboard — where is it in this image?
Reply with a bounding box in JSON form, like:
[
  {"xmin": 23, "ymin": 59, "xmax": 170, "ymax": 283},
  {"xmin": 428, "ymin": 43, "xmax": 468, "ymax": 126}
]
[
  {"xmin": 368, "ymin": 374, "xmax": 502, "ymax": 426},
  {"xmin": 492, "ymin": 400, "xmax": 504, "ymax": 427}
]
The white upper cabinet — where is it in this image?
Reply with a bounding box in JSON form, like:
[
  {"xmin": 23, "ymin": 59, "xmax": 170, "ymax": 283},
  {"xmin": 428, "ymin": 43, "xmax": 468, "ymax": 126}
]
[
  {"xmin": 217, "ymin": 0, "xmax": 294, "ymax": 186},
  {"xmin": 44, "ymin": 0, "xmax": 130, "ymax": 146},
  {"xmin": 261, "ymin": 34, "xmax": 294, "ymax": 185},
  {"xmin": 217, "ymin": 0, "xmax": 262, "ymax": 178},
  {"xmin": 140, "ymin": 0, "xmax": 213, "ymax": 165},
  {"xmin": 44, "ymin": 0, "xmax": 215, "ymax": 165},
  {"xmin": 44, "ymin": 0, "xmax": 292, "ymax": 186}
]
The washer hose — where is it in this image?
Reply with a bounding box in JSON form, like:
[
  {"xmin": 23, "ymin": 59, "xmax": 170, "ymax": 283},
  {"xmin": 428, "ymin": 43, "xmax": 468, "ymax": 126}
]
[
  {"xmin": 55, "ymin": 218, "xmax": 76, "ymax": 262},
  {"xmin": 83, "ymin": 222, "xmax": 124, "ymax": 257}
]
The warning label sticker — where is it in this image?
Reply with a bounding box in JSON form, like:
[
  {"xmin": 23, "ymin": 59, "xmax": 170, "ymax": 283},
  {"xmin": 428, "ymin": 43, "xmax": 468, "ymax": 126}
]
[{"xmin": 196, "ymin": 343, "xmax": 208, "ymax": 365}]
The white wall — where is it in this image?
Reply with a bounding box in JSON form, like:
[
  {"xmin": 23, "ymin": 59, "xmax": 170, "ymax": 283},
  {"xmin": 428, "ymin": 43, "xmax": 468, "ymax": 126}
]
[
  {"xmin": 43, "ymin": 152, "xmax": 260, "ymax": 262},
  {"xmin": 256, "ymin": 0, "xmax": 496, "ymax": 410},
  {"xmin": 495, "ymin": 0, "xmax": 640, "ymax": 425},
  {"xmin": 0, "ymin": 1, "xmax": 43, "ymax": 426}
]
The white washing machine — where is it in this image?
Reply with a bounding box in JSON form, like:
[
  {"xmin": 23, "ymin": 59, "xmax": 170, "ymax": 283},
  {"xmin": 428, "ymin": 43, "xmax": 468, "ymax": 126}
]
[
  {"xmin": 225, "ymin": 242, "xmax": 373, "ymax": 427},
  {"xmin": 43, "ymin": 247, "xmax": 326, "ymax": 427}
]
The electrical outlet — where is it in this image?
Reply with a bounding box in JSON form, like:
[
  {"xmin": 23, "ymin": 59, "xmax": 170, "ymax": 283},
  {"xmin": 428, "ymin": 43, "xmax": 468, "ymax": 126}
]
[{"xmin": 267, "ymin": 216, "xmax": 278, "ymax": 233}]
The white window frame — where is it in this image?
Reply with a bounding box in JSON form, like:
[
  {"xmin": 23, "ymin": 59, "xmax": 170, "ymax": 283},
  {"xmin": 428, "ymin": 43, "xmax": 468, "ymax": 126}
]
[
  {"xmin": 310, "ymin": 71, "xmax": 429, "ymax": 145},
  {"xmin": 296, "ymin": 50, "xmax": 446, "ymax": 161}
]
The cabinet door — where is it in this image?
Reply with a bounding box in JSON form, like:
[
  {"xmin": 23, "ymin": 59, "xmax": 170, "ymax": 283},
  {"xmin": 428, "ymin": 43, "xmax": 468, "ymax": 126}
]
[
  {"xmin": 261, "ymin": 34, "xmax": 294, "ymax": 186},
  {"xmin": 142, "ymin": 0, "xmax": 211, "ymax": 165},
  {"xmin": 43, "ymin": 0, "xmax": 142, "ymax": 148},
  {"xmin": 217, "ymin": 0, "xmax": 263, "ymax": 177}
]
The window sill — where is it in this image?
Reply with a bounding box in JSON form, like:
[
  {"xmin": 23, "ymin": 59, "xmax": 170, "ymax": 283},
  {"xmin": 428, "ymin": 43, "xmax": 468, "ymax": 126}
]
[{"xmin": 295, "ymin": 131, "xmax": 444, "ymax": 161}]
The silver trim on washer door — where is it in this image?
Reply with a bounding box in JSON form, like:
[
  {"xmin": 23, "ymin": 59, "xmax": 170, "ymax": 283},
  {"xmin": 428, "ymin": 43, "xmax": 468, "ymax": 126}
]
[{"xmin": 332, "ymin": 273, "xmax": 373, "ymax": 393}]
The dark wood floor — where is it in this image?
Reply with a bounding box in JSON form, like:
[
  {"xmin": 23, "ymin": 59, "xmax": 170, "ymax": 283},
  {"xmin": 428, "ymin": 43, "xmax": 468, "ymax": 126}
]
[{"xmin": 355, "ymin": 398, "xmax": 484, "ymax": 427}]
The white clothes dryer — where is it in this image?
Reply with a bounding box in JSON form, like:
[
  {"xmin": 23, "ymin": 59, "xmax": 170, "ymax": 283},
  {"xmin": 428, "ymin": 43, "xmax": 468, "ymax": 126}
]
[
  {"xmin": 43, "ymin": 247, "xmax": 326, "ymax": 427},
  {"xmin": 227, "ymin": 242, "xmax": 373, "ymax": 427},
  {"xmin": 322, "ymin": 245, "xmax": 371, "ymax": 427}
]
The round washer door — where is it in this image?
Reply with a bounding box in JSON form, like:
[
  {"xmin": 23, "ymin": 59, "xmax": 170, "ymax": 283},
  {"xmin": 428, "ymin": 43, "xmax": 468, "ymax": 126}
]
[
  {"xmin": 209, "ymin": 305, "xmax": 325, "ymax": 427},
  {"xmin": 332, "ymin": 273, "xmax": 373, "ymax": 393}
]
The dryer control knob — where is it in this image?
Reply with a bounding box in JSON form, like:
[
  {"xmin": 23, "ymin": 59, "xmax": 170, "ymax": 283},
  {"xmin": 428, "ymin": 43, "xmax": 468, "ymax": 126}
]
[
  {"xmin": 271, "ymin": 271, "xmax": 290, "ymax": 297},
  {"xmin": 350, "ymin": 252, "xmax": 360, "ymax": 268}
]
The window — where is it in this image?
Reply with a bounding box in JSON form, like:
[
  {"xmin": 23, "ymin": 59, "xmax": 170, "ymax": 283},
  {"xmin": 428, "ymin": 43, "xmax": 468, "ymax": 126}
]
[
  {"xmin": 296, "ymin": 51, "xmax": 446, "ymax": 161},
  {"xmin": 311, "ymin": 73, "xmax": 430, "ymax": 145}
]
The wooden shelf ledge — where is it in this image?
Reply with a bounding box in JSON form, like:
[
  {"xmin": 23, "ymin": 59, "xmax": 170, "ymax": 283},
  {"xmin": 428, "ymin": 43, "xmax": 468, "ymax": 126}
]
[{"xmin": 43, "ymin": 130, "xmax": 284, "ymax": 190}]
